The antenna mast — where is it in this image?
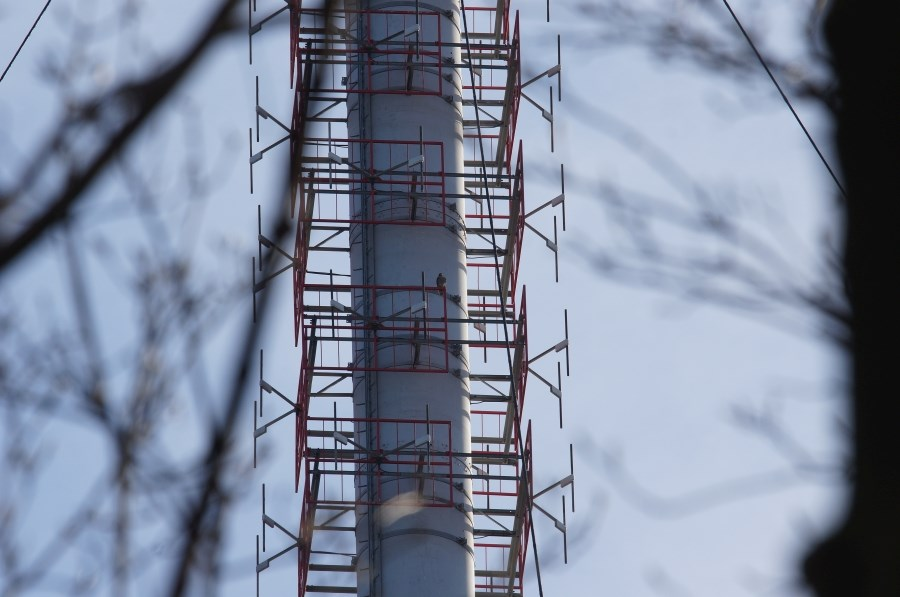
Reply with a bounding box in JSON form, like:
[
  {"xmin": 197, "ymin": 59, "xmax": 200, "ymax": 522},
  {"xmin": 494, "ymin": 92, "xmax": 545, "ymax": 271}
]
[{"xmin": 250, "ymin": 0, "xmax": 572, "ymax": 594}]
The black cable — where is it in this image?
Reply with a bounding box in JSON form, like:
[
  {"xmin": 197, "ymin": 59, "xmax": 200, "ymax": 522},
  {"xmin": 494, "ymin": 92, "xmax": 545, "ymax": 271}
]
[
  {"xmin": 0, "ymin": 0, "xmax": 53, "ymax": 84},
  {"xmin": 458, "ymin": 4, "xmax": 546, "ymax": 596},
  {"xmin": 720, "ymin": 0, "xmax": 847, "ymax": 200}
]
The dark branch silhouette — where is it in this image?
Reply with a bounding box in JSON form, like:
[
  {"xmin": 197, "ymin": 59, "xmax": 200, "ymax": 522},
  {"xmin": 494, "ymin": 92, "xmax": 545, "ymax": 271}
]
[{"xmin": 0, "ymin": 0, "xmax": 242, "ymax": 271}]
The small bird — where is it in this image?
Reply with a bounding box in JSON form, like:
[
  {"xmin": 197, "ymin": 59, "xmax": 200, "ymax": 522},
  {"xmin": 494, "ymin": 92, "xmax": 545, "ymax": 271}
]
[{"xmin": 436, "ymin": 273, "xmax": 447, "ymax": 291}]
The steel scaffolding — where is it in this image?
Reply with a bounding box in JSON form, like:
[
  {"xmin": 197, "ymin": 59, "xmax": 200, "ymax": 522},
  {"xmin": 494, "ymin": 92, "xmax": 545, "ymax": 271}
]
[{"xmin": 250, "ymin": 1, "xmax": 572, "ymax": 595}]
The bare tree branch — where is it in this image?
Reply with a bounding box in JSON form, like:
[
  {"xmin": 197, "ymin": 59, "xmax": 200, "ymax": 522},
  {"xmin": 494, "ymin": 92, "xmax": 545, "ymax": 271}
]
[{"xmin": 0, "ymin": 0, "xmax": 242, "ymax": 272}]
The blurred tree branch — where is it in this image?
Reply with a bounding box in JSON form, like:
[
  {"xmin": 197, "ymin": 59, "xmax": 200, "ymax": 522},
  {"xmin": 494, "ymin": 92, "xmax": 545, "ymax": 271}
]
[
  {"xmin": 0, "ymin": 0, "xmax": 242, "ymax": 271},
  {"xmin": 0, "ymin": 0, "xmax": 296, "ymax": 594},
  {"xmin": 563, "ymin": 94, "xmax": 848, "ymax": 343},
  {"xmin": 593, "ymin": 443, "xmax": 834, "ymax": 520},
  {"xmin": 572, "ymin": 0, "xmax": 835, "ymax": 111},
  {"xmin": 567, "ymin": 1, "xmax": 900, "ymax": 594},
  {"xmin": 562, "ymin": 0, "xmax": 847, "ymax": 343},
  {"xmin": 561, "ymin": 3, "xmax": 852, "ymax": 590}
]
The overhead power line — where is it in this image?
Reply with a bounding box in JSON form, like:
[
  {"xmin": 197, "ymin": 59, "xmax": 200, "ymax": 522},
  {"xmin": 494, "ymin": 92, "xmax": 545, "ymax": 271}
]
[
  {"xmin": 0, "ymin": 0, "xmax": 54, "ymax": 84},
  {"xmin": 720, "ymin": 0, "xmax": 847, "ymax": 200}
]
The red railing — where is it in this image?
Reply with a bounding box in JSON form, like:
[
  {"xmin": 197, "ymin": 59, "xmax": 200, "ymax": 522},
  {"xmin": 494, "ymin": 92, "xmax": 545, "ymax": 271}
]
[
  {"xmin": 302, "ymin": 416, "xmax": 454, "ymax": 505},
  {"xmin": 296, "ymin": 9, "xmax": 446, "ymax": 96},
  {"xmin": 284, "ymin": 3, "xmax": 540, "ymax": 596},
  {"xmin": 297, "ymin": 137, "xmax": 447, "ymax": 225},
  {"xmin": 298, "ymin": 283, "xmax": 450, "ymax": 373},
  {"xmin": 465, "ymin": 140, "xmax": 525, "ymax": 321},
  {"xmin": 517, "ymin": 421, "xmax": 533, "ymax": 590},
  {"xmin": 506, "ymin": 15, "xmax": 522, "ymax": 164}
]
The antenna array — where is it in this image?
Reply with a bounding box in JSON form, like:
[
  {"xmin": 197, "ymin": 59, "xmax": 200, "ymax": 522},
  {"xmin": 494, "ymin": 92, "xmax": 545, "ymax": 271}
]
[{"xmin": 249, "ymin": 0, "xmax": 573, "ymax": 594}]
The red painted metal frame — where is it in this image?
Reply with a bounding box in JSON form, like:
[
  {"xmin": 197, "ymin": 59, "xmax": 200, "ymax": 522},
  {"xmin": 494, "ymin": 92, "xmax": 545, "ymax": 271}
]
[
  {"xmin": 509, "ymin": 141, "xmax": 526, "ymax": 305},
  {"xmin": 468, "ymin": 412, "xmax": 532, "ymax": 595},
  {"xmin": 514, "ymin": 289, "xmax": 529, "ymax": 418},
  {"xmin": 296, "ymin": 453, "xmax": 316, "ymax": 597},
  {"xmin": 290, "ymin": 48, "xmax": 313, "ymax": 216},
  {"xmin": 465, "ymin": 141, "xmax": 525, "ymax": 320},
  {"xmin": 454, "ymin": 5, "xmax": 520, "ymax": 220},
  {"xmin": 506, "ymin": 15, "xmax": 522, "ymax": 163},
  {"xmin": 297, "ymin": 137, "xmax": 447, "ymax": 225},
  {"xmin": 470, "ymin": 410, "xmax": 522, "ymax": 498},
  {"xmin": 296, "ymin": 9, "xmax": 446, "ymax": 96},
  {"xmin": 463, "ymin": 140, "xmax": 514, "ymax": 225},
  {"xmin": 297, "ymin": 417, "xmax": 455, "ymax": 596},
  {"xmin": 292, "ymin": 205, "xmax": 308, "ymax": 345},
  {"xmin": 281, "ymin": 2, "xmax": 541, "ymax": 595},
  {"xmin": 293, "ymin": 283, "xmax": 451, "ymax": 487},
  {"xmin": 462, "ymin": 3, "xmax": 511, "ymax": 44},
  {"xmin": 302, "ymin": 416, "xmax": 455, "ymax": 506},
  {"xmin": 288, "ymin": 0, "xmax": 301, "ymax": 86},
  {"xmin": 298, "ymin": 283, "xmax": 450, "ymax": 373},
  {"xmin": 459, "ymin": 10, "xmax": 520, "ymax": 169},
  {"xmin": 517, "ymin": 421, "xmax": 534, "ymax": 591},
  {"xmin": 464, "ymin": 289, "xmax": 528, "ymax": 470},
  {"xmin": 292, "ymin": 136, "xmax": 448, "ymax": 343}
]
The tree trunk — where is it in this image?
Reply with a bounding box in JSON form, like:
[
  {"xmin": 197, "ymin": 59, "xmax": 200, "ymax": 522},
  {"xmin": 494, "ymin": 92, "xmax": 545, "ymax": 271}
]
[{"xmin": 803, "ymin": 2, "xmax": 900, "ymax": 595}]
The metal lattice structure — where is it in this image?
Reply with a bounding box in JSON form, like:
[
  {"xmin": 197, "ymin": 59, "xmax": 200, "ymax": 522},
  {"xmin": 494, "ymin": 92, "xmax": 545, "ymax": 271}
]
[{"xmin": 250, "ymin": 1, "xmax": 572, "ymax": 595}]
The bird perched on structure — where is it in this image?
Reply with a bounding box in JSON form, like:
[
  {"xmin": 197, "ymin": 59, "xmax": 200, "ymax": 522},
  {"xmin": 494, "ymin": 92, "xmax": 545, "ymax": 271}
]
[{"xmin": 436, "ymin": 273, "xmax": 447, "ymax": 292}]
